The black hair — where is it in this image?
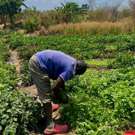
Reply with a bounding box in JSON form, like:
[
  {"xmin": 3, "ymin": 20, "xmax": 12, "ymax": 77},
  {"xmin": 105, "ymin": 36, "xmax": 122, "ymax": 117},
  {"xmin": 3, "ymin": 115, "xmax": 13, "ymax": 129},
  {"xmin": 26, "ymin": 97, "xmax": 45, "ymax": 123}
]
[{"xmin": 75, "ymin": 60, "xmax": 87, "ymax": 75}]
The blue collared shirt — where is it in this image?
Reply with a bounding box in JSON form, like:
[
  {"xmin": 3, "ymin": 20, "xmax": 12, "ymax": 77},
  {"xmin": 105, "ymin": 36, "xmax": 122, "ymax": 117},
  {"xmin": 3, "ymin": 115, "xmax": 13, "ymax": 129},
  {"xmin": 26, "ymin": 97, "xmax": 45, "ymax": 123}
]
[{"xmin": 35, "ymin": 50, "xmax": 76, "ymax": 81}]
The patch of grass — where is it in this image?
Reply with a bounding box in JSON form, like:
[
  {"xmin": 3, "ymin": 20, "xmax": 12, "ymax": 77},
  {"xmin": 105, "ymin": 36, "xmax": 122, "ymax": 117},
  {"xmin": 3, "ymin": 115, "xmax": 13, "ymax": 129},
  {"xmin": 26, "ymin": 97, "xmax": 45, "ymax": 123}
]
[
  {"xmin": 86, "ymin": 59, "xmax": 114, "ymax": 67},
  {"xmin": 2, "ymin": 31, "xmax": 135, "ymax": 134},
  {"xmin": 48, "ymin": 20, "xmax": 135, "ymax": 35}
]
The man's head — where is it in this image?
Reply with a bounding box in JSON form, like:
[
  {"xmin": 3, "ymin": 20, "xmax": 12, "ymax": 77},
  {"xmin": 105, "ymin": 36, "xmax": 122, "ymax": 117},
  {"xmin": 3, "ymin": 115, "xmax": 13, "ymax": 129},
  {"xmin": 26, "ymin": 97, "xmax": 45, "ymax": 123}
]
[{"xmin": 75, "ymin": 60, "xmax": 87, "ymax": 75}]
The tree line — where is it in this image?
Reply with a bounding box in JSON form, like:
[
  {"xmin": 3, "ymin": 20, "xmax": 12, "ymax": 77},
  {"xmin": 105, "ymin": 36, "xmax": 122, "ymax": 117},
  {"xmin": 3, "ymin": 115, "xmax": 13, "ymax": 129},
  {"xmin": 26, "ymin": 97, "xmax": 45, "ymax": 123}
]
[{"xmin": 0, "ymin": 0, "xmax": 135, "ymax": 28}]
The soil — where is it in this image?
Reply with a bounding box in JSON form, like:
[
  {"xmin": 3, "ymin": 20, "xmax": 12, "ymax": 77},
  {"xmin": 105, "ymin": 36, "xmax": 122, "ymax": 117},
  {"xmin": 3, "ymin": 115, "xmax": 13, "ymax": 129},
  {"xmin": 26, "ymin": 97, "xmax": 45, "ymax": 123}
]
[{"xmin": 9, "ymin": 50, "xmax": 21, "ymax": 74}]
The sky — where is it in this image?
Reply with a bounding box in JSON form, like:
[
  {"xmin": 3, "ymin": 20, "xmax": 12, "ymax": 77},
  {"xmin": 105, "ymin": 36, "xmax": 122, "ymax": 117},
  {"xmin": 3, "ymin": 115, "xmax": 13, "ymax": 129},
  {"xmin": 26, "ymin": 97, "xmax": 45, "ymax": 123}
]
[{"xmin": 25, "ymin": 0, "xmax": 129, "ymax": 11}]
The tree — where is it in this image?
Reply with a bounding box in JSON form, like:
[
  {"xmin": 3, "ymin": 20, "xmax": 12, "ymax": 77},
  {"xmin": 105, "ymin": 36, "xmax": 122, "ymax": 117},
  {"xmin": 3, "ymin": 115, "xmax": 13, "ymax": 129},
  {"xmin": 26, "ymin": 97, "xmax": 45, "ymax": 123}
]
[
  {"xmin": 81, "ymin": 4, "xmax": 89, "ymax": 11},
  {"xmin": 0, "ymin": 0, "xmax": 26, "ymax": 26},
  {"xmin": 104, "ymin": 0, "xmax": 123, "ymax": 22},
  {"xmin": 111, "ymin": 0, "xmax": 123, "ymax": 21},
  {"xmin": 87, "ymin": 0, "xmax": 95, "ymax": 10},
  {"xmin": 129, "ymin": 0, "xmax": 135, "ymax": 18},
  {"xmin": 56, "ymin": 2, "xmax": 84, "ymax": 23}
]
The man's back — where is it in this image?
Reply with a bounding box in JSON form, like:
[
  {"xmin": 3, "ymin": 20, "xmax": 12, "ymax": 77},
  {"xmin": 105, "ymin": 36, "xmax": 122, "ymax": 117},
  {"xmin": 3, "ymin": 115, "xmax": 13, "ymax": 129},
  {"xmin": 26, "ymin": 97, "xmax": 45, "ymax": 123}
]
[{"xmin": 35, "ymin": 50, "xmax": 76, "ymax": 81}]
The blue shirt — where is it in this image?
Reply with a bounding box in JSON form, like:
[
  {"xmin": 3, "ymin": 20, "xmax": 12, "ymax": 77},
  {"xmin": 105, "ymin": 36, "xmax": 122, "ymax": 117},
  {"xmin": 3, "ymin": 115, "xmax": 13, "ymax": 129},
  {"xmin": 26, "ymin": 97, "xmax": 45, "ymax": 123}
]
[{"xmin": 35, "ymin": 50, "xmax": 77, "ymax": 81}]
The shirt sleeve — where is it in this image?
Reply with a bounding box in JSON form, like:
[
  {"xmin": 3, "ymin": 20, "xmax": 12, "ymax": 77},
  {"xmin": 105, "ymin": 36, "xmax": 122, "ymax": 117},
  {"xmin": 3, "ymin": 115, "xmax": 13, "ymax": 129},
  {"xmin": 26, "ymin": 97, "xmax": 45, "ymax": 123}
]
[{"xmin": 59, "ymin": 70, "xmax": 74, "ymax": 82}]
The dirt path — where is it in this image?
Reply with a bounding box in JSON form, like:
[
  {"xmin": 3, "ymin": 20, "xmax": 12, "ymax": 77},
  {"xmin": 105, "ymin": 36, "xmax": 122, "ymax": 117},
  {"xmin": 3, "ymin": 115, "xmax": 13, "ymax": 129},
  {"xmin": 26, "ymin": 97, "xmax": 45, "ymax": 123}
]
[
  {"xmin": 8, "ymin": 49, "xmax": 38, "ymax": 96},
  {"xmin": 8, "ymin": 49, "xmax": 76, "ymax": 135},
  {"xmin": 8, "ymin": 50, "xmax": 35, "ymax": 93},
  {"xmin": 9, "ymin": 50, "xmax": 21, "ymax": 74}
]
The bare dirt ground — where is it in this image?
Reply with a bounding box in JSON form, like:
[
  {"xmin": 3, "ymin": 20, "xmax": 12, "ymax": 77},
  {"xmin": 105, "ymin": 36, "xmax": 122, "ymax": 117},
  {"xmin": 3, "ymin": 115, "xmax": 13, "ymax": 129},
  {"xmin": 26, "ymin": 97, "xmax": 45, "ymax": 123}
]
[
  {"xmin": 8, "ymin": 50, "xmax": 21, "ymax": 74},
  {"xmin": 8, "ymin": 49, "xmax": 38, "ymax": 96},
  {"xmin": 9, "ymin": 49, "xmax": 76, "ymax": 135}
]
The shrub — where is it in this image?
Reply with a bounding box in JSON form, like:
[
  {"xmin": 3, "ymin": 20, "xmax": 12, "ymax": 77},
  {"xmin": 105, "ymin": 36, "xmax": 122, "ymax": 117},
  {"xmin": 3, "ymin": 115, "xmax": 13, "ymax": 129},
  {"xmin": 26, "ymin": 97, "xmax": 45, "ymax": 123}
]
[
  {"xmin": 109, "ymin": 53, "xmax": 135, "ymax": 68},
  {"xmin": 23, "ymin": 16, "xmax": 40, "ymax": 33}
]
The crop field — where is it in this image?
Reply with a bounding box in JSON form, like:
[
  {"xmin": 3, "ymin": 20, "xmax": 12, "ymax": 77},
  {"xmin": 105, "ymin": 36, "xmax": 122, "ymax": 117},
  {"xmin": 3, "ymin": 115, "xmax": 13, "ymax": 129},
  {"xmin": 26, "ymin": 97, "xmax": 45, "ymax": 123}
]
[{"xmin": 0, "ymin": 31, "xmax": 135, "ymax": 135}]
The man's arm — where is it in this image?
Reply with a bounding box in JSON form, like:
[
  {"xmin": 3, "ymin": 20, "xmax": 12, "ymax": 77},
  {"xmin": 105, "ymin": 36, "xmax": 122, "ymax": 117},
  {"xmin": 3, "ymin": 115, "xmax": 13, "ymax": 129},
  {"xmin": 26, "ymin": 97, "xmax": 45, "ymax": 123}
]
[
  {"xmin": 52, "ymin": 69, "xmax": 73, "ymax": 93},
  {"xmin": 52, "ymin": 77, "xmax": 69, "ymax": 103},
  {"xmin": 52, "ymin": 68, "xmax": 74, "ymax": 102},
  {"xmin": 52, "ymin": 77, "xmax": 65, "ymax": 97}
]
